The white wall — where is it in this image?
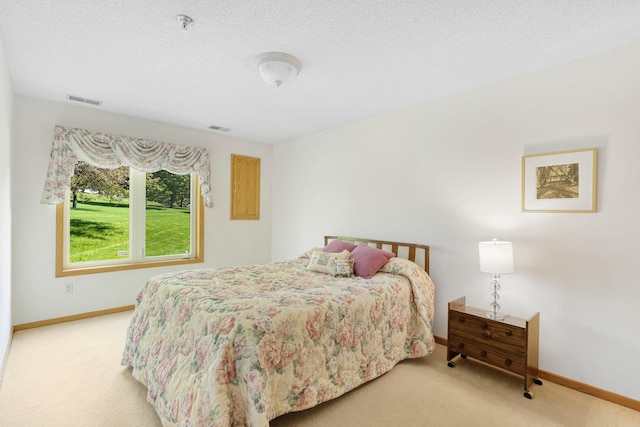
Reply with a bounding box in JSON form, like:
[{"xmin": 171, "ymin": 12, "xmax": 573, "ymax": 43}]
[
  {"xmin": 0, "ymin": 33, "xmax": 13, "ymax": 378},
  {"xmin": 272, "ymin": 43, "xmax": 640, "ymax": 401},
  {"xmin": 11, "ymin": 96, "xmax": 273, "ymax": 325}
]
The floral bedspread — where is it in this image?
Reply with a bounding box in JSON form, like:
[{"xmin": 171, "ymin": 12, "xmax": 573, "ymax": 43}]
[{"xmin": 121, "ymin": 257, "xmax": 435, "ymax": 427}]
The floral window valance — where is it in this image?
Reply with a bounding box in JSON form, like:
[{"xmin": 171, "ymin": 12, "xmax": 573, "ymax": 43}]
[{"xmin": 41, "ymin": 125, "xmax": 213, "ymax": 207}]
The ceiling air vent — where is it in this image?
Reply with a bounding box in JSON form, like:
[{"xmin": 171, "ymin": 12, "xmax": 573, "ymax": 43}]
[
  {"xmin": 67, "ymin": 94, "xmax": 102, "ymax": 106},
  {"xmin": 208, "ymin": 125, "xmax": 231, "ymax": 132}
]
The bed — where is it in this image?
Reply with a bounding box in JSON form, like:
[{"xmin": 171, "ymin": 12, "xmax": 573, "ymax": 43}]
[{"xmin": 121, "ymin": 236, "xmax": 435, "ymax": 426}]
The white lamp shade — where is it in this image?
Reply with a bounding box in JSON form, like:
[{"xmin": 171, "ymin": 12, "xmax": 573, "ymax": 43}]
[
  {"xmin": 479, "ymin": 239, "xmax": 514, "ymax": 274},
  {"xmin": 256, "ymin": 52, "xmax": 301, "ymax": 87}
]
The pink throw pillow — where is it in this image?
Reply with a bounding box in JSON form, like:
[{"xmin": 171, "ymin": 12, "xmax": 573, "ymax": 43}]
[
  {"xmin": 323, "ymin": 239, "xmax": 357, "ymax": 253},
  {"xmin": 349, "ymin": 244, "xmax": 395, "ymax": 279}
]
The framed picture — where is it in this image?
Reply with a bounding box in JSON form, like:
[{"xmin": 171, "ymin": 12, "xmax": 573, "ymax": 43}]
[{"xmin": 522, "ymin": 148, "xmax": 597, "ymax": 213}]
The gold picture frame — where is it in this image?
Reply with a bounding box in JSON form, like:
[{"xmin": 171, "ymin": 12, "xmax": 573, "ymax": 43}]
[
  {"xmin": 522, "ymin": 148, "xmax": 597, "ymax": 213},
  {"xmin": 230, "ymin": 154, "xmax": 261, "ymax": 220}
]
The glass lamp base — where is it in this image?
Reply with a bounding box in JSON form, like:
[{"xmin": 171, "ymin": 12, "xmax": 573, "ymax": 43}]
[
  {"xmin": 487, "ymin": 275, "xmax": 504, "ymax": 320},
  {"xmin": 485, "ymin": 311, "xmax": 505, "ymax": 320}
]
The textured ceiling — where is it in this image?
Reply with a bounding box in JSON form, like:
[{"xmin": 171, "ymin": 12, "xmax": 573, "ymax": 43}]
[{"xmin": 1, "ymin": 1, "xmax": 640, "ymax": 143}]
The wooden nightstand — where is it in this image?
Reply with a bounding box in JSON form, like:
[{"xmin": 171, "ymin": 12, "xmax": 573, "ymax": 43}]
[{"xmin": 447, "ymin": 296, "xmax": 542, "ymax": 399}]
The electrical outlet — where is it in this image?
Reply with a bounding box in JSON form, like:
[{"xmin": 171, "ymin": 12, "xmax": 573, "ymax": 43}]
[{"xmin": 64, "ymin": 282, "xmax": 73, "ymax": 294}]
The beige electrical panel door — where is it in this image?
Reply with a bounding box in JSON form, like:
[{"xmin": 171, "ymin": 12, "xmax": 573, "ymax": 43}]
[{"xmin": 230, "ymin": 154, "xmax": 260, "ymax": 220}]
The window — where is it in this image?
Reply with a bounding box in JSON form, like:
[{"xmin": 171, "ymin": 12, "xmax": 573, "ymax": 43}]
[{"xmin": 56, "ymin": 162, "xmax": 203, "ymax": 277}]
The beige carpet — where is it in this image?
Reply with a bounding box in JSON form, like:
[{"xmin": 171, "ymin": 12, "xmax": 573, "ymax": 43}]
[{"xmin": 0, "ymin": 311, "xmax": 638, "ymax": 427}]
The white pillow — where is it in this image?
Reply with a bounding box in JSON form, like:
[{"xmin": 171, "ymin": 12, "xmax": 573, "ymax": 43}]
[
  {"xmin": 303, "ymin": 247, "xmax": 323, "ymax": 259},
  {"xmin": 307, "ymin": 250, "xmax": 350, "ymax": 274}
]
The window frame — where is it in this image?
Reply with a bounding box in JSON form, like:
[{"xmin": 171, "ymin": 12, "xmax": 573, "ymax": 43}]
[{"xmin": 55, "ymin": 172, "xmax": 204, "ymax": 277}]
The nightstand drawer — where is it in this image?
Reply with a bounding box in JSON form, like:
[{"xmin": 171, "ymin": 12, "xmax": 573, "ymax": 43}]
[
  {"xmin": 449, "ymin": 310, "xmax": 526, "ymax": 351},
  {"xmin": 449, "ymin": 334, "xmax": 525, "ymax": 375}
]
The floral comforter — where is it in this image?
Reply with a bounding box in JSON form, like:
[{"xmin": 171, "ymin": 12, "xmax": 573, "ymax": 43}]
[{"xmin": 121, "ymin": 256, "xmax": 435, "ymax": 427}]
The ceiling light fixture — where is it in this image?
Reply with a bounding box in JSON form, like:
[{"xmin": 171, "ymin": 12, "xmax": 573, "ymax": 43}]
[
  {"xmin": 255, "ymin": 52, "xmax": 302, "ymax": 87},
  {"xmin": 176, "ymin": 14, "xmax": 194, "ymax": 32}
]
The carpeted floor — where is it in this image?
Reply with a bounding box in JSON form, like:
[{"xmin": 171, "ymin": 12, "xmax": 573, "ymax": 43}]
[{"xmin": 0, "ymin": 311, "xmax": 638, "ymax": 426}]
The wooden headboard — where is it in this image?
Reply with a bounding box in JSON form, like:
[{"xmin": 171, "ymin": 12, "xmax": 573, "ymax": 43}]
[{"xmin": 324, "ymin": 236, "xmax": 430, "ymax": 274}]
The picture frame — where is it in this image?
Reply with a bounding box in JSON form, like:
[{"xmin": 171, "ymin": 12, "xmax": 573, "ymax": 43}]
[{"xmin": 522, "ymin": 148, "xmax": 597, "ymax": 213}]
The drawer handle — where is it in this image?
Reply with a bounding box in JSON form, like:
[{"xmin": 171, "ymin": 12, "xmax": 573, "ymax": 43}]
[
  {"xmin": 458, "ymin": 343, "xmax": 465, "ymax": 350},
  {"xmin": 505, "ymin": 330, "xmax": 513, "ymax": 337},
  {"xmin": 481, "ymin": 323, "xmax": 488, "ymax": 330},
  {"xmin": 458, "ymin": 317, "xmax": 465, "ymax": 323},
  {"xmin": 480, "ymin": 350, "xmax": 487, "ymax": 357},
  {"xmin": 482, "ymin": 331, "xmax": 492, "ymax": 339},
  {"xmin": 505, "ymin": 359, "xmax": 512, "ymax": 366}
]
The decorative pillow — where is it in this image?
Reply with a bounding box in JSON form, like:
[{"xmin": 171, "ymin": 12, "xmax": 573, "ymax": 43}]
[
  {"xmin": 349, "ymin": 244, "xmax": 396, "ymax": 279},
  {"xmin": 307, "ymin": 250, "xmax": 350, "ymax": 274},
  {"xmin": 323, "ymin": 239, "xmax": 358, "ymax": 253},
  {"xmin": 333, "ymin": 258, "xmax": 355, "ymax": 277},
  {"xmin": 302, "ymin": 247, "xmax": 324, "ymax": 259}
]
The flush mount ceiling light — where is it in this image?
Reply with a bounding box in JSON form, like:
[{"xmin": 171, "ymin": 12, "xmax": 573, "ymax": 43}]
[
  {"xmin": 255, "ymin": 52, "xmax": 302, "ymax": 87},
  {"xmin": 176, "ymin": 14, "xmax": 194, "ymax": 32}
]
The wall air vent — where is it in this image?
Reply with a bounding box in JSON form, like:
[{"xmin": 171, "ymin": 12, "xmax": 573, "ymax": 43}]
[
  {"xmin": 208, "ymin": 125, "xmax": 231, "ymax": 132},
  {"xmin": 66, "ymin": 94, "xmax": 102, "ymax": 106}
]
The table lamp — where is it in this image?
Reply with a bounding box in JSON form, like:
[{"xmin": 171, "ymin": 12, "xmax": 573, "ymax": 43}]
[{"xmin": 479, "ymin": 238, "xmax": 514, "ymax": 320}]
